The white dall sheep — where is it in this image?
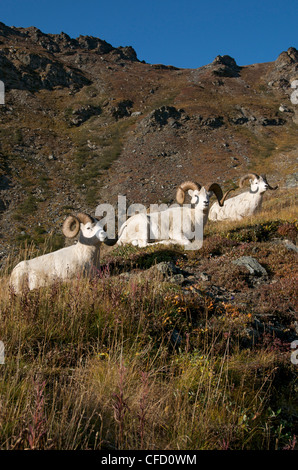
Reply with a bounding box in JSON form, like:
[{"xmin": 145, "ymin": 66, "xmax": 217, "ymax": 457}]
[
  {"xmin": 117, "ymin": 181, "xmax": 232, "ymax": 248},
  {"xmin": 10, "ymin": 212, "xmax": 111, "ymax": 294},
  {"xmin": 208, "ymin": 173, "xmax": 278, "ymax": 222}
]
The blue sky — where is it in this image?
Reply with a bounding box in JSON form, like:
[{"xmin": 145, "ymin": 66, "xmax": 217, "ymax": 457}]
[{"xmin": 1, "ymin": 0, "xmax": 297, "ymax": 68}]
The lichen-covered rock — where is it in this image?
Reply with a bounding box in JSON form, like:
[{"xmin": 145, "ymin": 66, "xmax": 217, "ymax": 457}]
[{"xmin": 232, "ymin": 256, "xmax": 268, "ymax": 277}]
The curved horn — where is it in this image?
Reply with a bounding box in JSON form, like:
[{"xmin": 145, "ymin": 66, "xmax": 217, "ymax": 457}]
[
  {"xmin": 62, "ymin": 212, "xmax": 94, "ymax": 238},
  {"xmin": 208, "ymin": 183, "xmax": 236, "ymax": 207},
  {"xmin": 76, "ymin": 212, "xmax": 93, "ymax": 225},
  {"xmin": 261, "ymin": 174, "xmax": 278, "ymax": 190},
  {"xmin": 176, "ymin": 181, "xmax": 201, "ymax": 204},
  {"xmin": 239, "ymin": 173, "xmax": 259, "ymax": 188},
  {"xmin": 207, "ymin": 183, "xmax": 233, "ymax": 207},
  {"xmin": 62, "ymin": 215, "xmax": 80, "ymax": 238}
]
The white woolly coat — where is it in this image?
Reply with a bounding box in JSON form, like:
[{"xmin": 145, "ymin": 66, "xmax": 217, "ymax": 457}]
[
  {"xmin": 208, "ymin": 189, "xmax": 264, "ymax": 221},
  {"xmin": 10, "ymin": 242, "xmax": 101, "ymax": 293}
]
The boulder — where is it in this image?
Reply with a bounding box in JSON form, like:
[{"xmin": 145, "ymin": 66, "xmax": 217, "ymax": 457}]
[
  {"xmin": 0, "ymin": 49, "xmax": 90, "ymax": 91},
  {"xmin": 110, "ymin": 99, "xmax": 133, "ymax": 120},
  {"xmin": 267, "ymin": 47, "xmax": 298, "ymax": 89},
  {"xmin": 212, "ymin": 55, "xmax": 241, "ymax": 77},
  {"xmin": 150, "ymin": 261, "xmax": 186, "ymax": 284},
  {"xmin": 143, "ymin": 106, "xmax": 186, "ymax": 130},
  {"xmin": 70, "ymin": 105, "xmax": 101, "ymax": 126},
  {"xmin": 232, "ymin": 256, "xmax": 267, "ymax": 277},
  {"xmin": 201, "ymin": 116, "xmax": 224, "ymax": 128},
  {"xmin": 275, "ymin": 47, "xmax": 298, "ymax": 68}
]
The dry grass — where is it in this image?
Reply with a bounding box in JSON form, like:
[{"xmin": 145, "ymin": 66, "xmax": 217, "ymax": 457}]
[
  {"xmin": 0, "ymin": 187, "xmax": 297, "ymax": 450},
  {"xmin": 0, "ymin": 291, "xmax": 285, "ymax": 450}
]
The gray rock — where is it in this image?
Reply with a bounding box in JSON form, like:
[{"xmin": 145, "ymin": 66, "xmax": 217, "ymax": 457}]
[
  {"xmin": 279, "ymin": 104, "xmax": 292, "ymax": 113},
  {"xmin": 199, "ymin": 272, "xmax": 211, "ymax": 281},
  {"xmin": 141, "ymin": 106, "xmax": 186, "ymax": 131},
  {"xmin": 202, "ymin": 116, "xmax": 224, "ymax": 128},
  {"xmin": 110, "ymin": 99, "xmax": 133, "ymax": 120},
  {"xmin": 275, "ymin": 47, "xmax": 298, "ymax": 68},
  {"xmin": 70, "ymin": 105, "xmax": 101, "ymax": 126},
  {"xmin": 119, "ymin": 272, "xmax": 132, "ymax": 280},
  {"xmin": 212, "ymin": 55, "xmax": 240, "ymax": 77},
  {"xmin": 153, "ymin": 261, "xmax": 180, "ymax": 276},
  {"xmin": 272, "ymin": 238, "xmax": 298, "ymax": 253},
  {"xmin": 242, "ymin": 318, "xmax": 298, "ymax": 348},
  {"xmin": 171, "ymin": 329, "xmax": 182, "ymax": 346},
  {"xmin": 285, "ymin": 172, "xmax": 298, "ymax": 188},
  {"xmin": 150, "ymin": 261, "xmax": 187, "ymax": 284},
  {"xmin": 169, "ymin": 273, "xmax": 185, "ymax": 284},
  {"xmin": 232, "ymin": 256, "xmax": 267, "ymax": 277},
  {"xmin": 282, "ymin": 240, "xmax": 298, "ymax": 253},
  {"xmin": 118, "ymin": 262, "xmax": 186, "ymax": 284},
  {"xmin": 261, "ymin": 117, "xmax": 285, "ymax": 126}
]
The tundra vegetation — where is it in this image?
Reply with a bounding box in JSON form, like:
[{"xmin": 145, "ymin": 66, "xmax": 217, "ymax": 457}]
[
  {"xmin": 0, "ymin": 188, "xmax": 297, "ymax": 450},
  {"xmin": 0, "ymin": 24, "xmax": 297, "ymax": 450}
]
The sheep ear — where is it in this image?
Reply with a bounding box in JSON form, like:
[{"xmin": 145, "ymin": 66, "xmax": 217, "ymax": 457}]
[{"xmin": 188, "ymin": 189, "xmax": 194, "ymax": 197}]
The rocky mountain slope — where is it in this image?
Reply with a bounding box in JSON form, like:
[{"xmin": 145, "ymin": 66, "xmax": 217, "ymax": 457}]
[{"xmin": 0, "ymin": 22, "xmax": 297, "ymax": 259}]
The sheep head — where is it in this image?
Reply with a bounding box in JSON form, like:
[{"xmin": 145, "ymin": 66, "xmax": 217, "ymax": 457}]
[
  {"xmin": 239, "ymin": 173, "xmax": 278, "ymax": 193},
  {"xmin": 176, "ymin": 181, "xmax": 233, "ymax": 209},
  {"xmin": 176, "ymin": 181, "xmax": 209, "ymax": 213},
  {"xmin": 62, "ymin": 213, "xmax": 107, "ymax": 244},
  {"xmin": 260, "ymin": 174, "xmax": 278, "ymax": 190},
  {"xmin": 176, "ymin": 181, "xmax": 201, "ymax": 204}
]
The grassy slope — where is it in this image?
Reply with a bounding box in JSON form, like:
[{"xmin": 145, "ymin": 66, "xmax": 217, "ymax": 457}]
[
  {"xmin": 0, "ymin": 28, "xmax": 297, "ymax": 450},
  {"xmin": 1, "ymin": 47, "xmax": 297, "ymax": 255},
  {"xmin": 0, "ymin": 193, "xmax": 297, "ymax": 450}
]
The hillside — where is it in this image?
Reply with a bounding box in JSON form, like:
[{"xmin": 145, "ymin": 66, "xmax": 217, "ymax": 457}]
[
  {"xmin": 0, "ymin": 23, "xmax": 297, "ymax": 451},
  {"xmin": 0, "ymin": 214, "xmax": 297, "ymax": 450},
  {"xmin": 0, "ymin": 22, "xmax": 297, "ymax": 259}
]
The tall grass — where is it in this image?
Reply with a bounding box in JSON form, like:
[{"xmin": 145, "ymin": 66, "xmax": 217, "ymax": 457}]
[
  {"xmin": 0, "ymin": 191, "xmax": 297, "ymax": 450},
  {"xmin": 0, "ymin": 266, "xmax": 295, "ymax": 450}
]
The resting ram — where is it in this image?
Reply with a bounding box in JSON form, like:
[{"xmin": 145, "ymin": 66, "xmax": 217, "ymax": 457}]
[
  {"xmin": 117, "ymin": 181, "xmax": 233, "ymax": 248},
  {"xmin": 208, "ymin": 173, "xmax": 278, "ymax": 222},
  {"xmin": 10, "ymin": 212, "xmax": 111, "ymax": 294}
]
